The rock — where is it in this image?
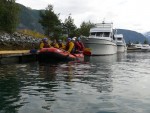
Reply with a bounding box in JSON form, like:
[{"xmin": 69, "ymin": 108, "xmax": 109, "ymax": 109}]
[{"xmin": 0, "ymin": 32, "xmax": 41, "ymax": 50}]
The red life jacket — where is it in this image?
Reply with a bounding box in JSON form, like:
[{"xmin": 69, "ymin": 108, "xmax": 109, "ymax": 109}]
[
  {"xmin": 78, "ymin": 41, "xmax": 84, "ymax": 51},
  {"xmin": 75, "ymin": 41, "xmax": 82, "ymax": 51}
]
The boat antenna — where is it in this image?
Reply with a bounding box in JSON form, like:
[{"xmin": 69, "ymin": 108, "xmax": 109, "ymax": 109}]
[{"xmin": 102, "ymin": 18, "xmax": 105, "ymax": 24}]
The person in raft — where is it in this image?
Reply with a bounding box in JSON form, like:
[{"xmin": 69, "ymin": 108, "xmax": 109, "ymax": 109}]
[
  {"xmin": 58, "ymin": 39, "xmax": 65, "ymax": 49},
  {"xmin": 65, "ymin": 38, "xmax": 75, "ymax": 53},
  {"xmin": 51, "ymin": 39, "xmax": 59, "ymax": 48},
  {"xmin": 76, "ymin": 37, "xmax": 85, "ymax": 51},
  {"xmin": 72, "ymin": 37, "xmax": 84, "ymax": 53},
  {"xmin": 39, "ymin": 38, "xmax": 50, "ymax": 49}
]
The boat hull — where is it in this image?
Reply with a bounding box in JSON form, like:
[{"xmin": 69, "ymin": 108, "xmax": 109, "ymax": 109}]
[
  {"xmin": 82, "ymin": 38, "xmax": 117, "ymax": 55},
  {"xmin": 117, "ymin": 45, "xmax": 127, "ymax": 52}
]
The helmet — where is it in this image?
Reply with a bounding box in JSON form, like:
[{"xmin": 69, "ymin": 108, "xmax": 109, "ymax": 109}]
[
  {"xmin": 67, "ymin": 38, "xmax": 71, "ymax": 41},
  {"xmin": 58, "ymin": 39, "xmax": 62, "ymax": 42},
  {"xmin": 72, "ymin": 38, "xmax": 76, "ymax": 41},
  {"xmin": 42, "ymin": 37, "xmax": 48, "ymax": 41},
  {"xmin": 77, "ymin": 37, "xmax": 81, "ymax": 41},
  {"xmin": 73, "ymin": 37, "xmax": 77, "ymax": 39}
]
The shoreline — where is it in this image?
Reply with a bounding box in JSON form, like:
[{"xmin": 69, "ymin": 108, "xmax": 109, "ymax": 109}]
[{"xmin": 0, "ymin": 32, "xmax": 41, "ymax": 50}]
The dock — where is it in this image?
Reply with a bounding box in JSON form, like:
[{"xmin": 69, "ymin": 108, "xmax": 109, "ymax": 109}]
[{"xmin": 0, "ymin": 50, "xmax": 38, "ymax": 64}]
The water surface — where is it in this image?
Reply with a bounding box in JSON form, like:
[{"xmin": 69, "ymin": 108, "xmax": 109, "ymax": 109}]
[{"xmin": 0, "ymin": 52, "xmax": 150, "ymax": 113}]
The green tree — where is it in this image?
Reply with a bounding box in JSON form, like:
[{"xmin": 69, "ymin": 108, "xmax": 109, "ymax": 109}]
[
  {"xmin": 79, "ymin": 21, "xmax": 95, "ymax": 36},
  {"xmin": 63, "ymin": 14, "xmax": 77, "ymax": 37},
  {"xmin": 39, "ymin": 4, "xmax": 61, "ymax": 39},
  {"xmin": 0, "ymin": 0, "xmax": 19, "ymax": 33},
  {"xmin": 0, "ymin": 0, "xmax": 4, "ymax": 31}
]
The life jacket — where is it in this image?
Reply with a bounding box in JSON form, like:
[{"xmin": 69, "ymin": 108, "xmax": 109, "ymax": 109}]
[
  {"xmin": 51, "ymin": 42, "xmax": 59, "ymax": 48},
  {"xmin": 78, "ymin": 41, "xmax": 84, "ymax": 51},
  {"xmin": 74, "ymin": 41, "xmax": 82, "ymax": 51},
  {"xmin": 65, "ymin": 41, "xmax": 75, "ymax": 53}
]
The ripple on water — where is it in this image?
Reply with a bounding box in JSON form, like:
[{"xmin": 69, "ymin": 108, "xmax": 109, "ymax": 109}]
[{"xmin": 1, "ymin": 53, "xmax": 150, "ymax": 113}]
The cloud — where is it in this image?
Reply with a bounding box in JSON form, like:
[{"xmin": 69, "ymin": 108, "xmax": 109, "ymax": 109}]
[
  {"xmin": 16, "ymin": 0, "xmax": 48, "ymax": 9},
  {"xmin": 16, "ymin": 0, "xmax": 150, "ymax": 33},
  {"xmin": 117, "ymin": 0, "xmax": 128, "ymax": 5},
  {"xmin": 50, "ymin": 0, "xmax": 92, "ymax": 15}
]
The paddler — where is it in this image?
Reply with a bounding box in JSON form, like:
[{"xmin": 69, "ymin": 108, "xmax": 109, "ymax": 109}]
[
  {"xmin": 65, "ymin": 38, "xmax": 75, "ymax": 53},
  {"xmin": 58, "ymin": 39, "xmax": 65, "ymax": 49},
  {"xmin": 51, "ymin": 39, "xmax": 59, "ymax": 48},
  {"xmin": 39, "ymin": 38, "xmax": 50, "ymax": 49}
]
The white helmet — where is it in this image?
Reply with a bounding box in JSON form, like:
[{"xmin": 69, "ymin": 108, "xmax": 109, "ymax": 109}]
[{"xmin": 72, "ymin": 37, "xmax": 77, "ymax": 41}]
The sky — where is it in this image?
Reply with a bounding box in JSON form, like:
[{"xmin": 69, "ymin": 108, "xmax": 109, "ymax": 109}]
[{"xmin": 16, "ymin": 0, "xmax": 150, "ymax": 33}]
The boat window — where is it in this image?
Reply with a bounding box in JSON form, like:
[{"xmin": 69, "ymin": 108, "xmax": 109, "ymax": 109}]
[
  {"xmin": 117, "ymin": 38, "xmax": 122, "ymax": 40},
  {"xmin": 96, "ymin": 32, "xmax": 103, "ymax": 37},
  {"xmin": 103, "ymin": 32, "xmax": 110, "ymax": 37},
  {"xmin": 91, "ymin": 32, "xmax": 96, "ymax": 35}
]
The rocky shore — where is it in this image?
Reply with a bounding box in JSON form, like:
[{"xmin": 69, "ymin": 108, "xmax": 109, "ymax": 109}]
[{"xmin": 0, "ymin": 32, "xmax": 41, "ymax": 50}]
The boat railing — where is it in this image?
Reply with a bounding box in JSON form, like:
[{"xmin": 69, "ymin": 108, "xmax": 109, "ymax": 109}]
[{"xmin": 95, "ymin": 23, "xmax": 113, "ymax": 28}]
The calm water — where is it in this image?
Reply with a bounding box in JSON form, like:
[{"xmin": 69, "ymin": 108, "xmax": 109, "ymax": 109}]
[{"xmin": 0, "ymin": 52, "xmax": 150, "ymax": 113}]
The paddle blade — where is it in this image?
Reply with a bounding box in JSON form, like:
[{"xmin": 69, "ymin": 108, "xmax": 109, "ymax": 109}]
[{"xmin": 83, "ymin": 48, "xmax": 91, "ymax": 56}]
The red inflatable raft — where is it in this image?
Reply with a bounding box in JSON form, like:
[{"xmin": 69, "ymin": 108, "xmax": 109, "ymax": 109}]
[{"xmin": 38, "ymin": 47, "xmax": 84, "ymax": 62}]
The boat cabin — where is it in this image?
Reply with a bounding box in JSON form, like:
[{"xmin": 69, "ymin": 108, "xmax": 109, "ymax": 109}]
[{"xmin": 89, "ymin": 22, "xmax": 113, "ymax": 38}]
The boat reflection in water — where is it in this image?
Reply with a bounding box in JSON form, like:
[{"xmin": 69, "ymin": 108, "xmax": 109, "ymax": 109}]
[
  {"xmin": 84, "ymin": 52, "xmax": 127, "ymax": 63},
  {"xmin": 84, "ymin": 54, "xmax": 117, "ymax": 64}
]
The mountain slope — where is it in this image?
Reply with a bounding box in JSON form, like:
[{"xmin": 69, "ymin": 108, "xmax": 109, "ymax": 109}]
[
  {"xmin": 17, "ymin": 4, "xmax": 43, "ymax": 33},
  {"xmin": 117, "ymin": 29, "xmax": 147, "ymax": 44},
  {"xmin": 143, "ymin": 32, "xmax": 150, "ymax": 43}
]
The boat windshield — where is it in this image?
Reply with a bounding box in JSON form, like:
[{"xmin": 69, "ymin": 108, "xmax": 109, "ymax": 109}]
[
  {"xmin": 91, "ymin": 32, "xmax": 96, "ymax": 35},
  {"xmin": 90, "ymin": 32, "xmax": 110, "ymax": 37},
  {"xmin": 103, "ymin": 32, "xmax": 110, "ymax": 37},
  {"xmin": 117, "ymin": 38, "xmax": 122, "ymax": 40}
]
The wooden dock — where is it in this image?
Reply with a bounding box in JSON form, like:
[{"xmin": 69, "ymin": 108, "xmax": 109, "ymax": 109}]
[{"xmin": 0, "ymin": 50, "xmax": 38, "ymax": 64}]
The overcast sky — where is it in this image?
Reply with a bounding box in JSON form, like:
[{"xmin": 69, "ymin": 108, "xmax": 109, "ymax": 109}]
[{"xmin": 16, "ymin": 0, "xmax": 150, "ymax": 33}]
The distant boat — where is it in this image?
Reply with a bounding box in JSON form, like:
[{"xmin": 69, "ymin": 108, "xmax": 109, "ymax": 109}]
[
  {"xmin": 141, "ymin": 44, "xmax": 150, "ymax": 52},
  {"xmin": 127, "ymin": 43, "xmax": 150, "ymax": 52},
  {"xmin": 127, "ymin": 43, "xmax": 143, "ymax": 52},
  {"xmin": 82, "ymin": 22, "xmax": 117, "ymax": 55},
  {"xmin": 114, "ymin": 34, "xmax": 127, "ymax": 52}
]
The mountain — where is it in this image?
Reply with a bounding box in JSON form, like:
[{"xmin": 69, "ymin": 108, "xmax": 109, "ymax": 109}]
[
  {"xmin": 17, "ymin": 4, "xmax": 43, "ymax": 33},
  {"xmin": 117, "ymin": 29, "xmax": 147, "ymax": 44},
  {"xmin": 143, "ymin": 32, "xmax": 150, "ymax": 43}
]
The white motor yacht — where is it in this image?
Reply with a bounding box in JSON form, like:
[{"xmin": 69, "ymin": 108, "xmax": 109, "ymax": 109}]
[
  {"xmin": 114, "ymin": 34, "xmax": 127, "ymax": 52},
  {"xmin": 82, "ymin": 22, "xmax": 117, "ymax": 55}
]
